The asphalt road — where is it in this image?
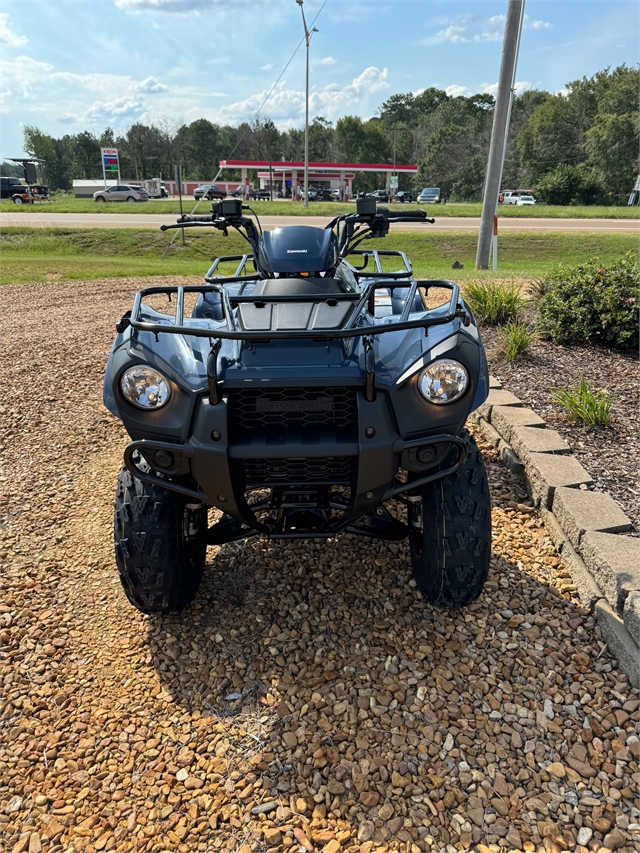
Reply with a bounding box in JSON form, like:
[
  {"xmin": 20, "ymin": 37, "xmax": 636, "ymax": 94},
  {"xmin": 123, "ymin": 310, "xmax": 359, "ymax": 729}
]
[{"xmin": 1, "ymin": 212, "xmax": 638, "ymax": 232}]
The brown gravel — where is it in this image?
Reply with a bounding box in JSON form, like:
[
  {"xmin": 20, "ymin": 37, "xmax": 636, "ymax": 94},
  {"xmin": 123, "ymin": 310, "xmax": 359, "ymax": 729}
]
[
  {"xmin": 480, "ymin": 325, "xmax": 640, "ymax": 534},
  {"xmin": 2, "ymin": 277, "xmax": 640, "ymax": 853}
]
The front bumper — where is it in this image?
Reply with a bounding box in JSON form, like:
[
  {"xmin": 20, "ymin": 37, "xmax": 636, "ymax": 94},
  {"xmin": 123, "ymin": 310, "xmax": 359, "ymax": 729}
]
[{"xmin": 123, "ymin": 389, "xmax": 467, "ymax": 537}]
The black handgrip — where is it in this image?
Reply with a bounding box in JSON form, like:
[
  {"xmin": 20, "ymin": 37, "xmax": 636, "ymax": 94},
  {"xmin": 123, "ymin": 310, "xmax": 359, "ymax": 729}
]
[
  {"xmin": 388, "ymin": 209, "xmax": 430, "ymax": 221},
  {"xmin": 179, "ymin": 214, "xmax": 215, "ymax": 223}
]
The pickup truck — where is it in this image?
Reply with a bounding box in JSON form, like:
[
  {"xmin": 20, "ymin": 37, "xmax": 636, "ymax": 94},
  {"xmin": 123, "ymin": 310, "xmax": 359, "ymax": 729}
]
[
  {"xmin": 499, "ymin": 189, "xmax": 534, "ymax": 205},
  {"xmin": 1, "ymin": 177, "xmax": 50, "ymax": 204},
  {"xmin": 500, "ymin": 190, "xmax": 519, "ymax": 204}
]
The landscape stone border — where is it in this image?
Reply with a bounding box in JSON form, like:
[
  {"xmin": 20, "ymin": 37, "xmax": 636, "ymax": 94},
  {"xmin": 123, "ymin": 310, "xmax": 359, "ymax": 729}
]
[{"xmin": 470, "ymin": 376, "xmax": 640, "ymax": 688}]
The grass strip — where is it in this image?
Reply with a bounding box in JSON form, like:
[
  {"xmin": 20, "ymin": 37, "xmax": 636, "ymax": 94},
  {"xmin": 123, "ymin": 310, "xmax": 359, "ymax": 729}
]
[
  {"xmin": 1, "ymin": 198, "xmax": 637, "ymax": 218},
  {"xmin": 1, "ymin": 227, "xmax": 637, "ymax": 285}
]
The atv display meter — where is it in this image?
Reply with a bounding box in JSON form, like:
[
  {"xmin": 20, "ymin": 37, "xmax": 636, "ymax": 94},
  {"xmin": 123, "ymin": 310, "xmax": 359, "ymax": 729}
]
[
  {"xmin": 356, "ymin": 196, "xmax": 377, "ymax": 216},
  {"xmin": 213, "ymin": 198, "xmax": 243, "ymax": 220}
]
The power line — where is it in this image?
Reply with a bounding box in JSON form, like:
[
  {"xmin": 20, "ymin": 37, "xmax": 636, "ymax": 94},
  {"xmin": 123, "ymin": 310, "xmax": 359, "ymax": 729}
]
[{"xmin": 222, "ymin": 0, "xmax": 328, "ymax": 163}]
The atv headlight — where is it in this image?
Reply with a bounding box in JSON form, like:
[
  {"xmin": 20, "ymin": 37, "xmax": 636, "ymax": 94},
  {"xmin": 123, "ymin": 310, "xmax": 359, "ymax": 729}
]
[
  {"xmin": 418, "ymin": 359, "xmax": 468, "ymax": 404},
  {"xmin": 120, "ymin": 366, "xmax": 171, "ymax": 409}
]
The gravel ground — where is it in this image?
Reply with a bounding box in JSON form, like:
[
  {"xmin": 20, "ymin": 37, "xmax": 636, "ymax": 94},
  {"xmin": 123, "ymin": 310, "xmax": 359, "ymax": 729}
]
[
  {"xmin": 480, "ymin": 326, "xmax": 640, "ymax": 533},
  {"xmin": 2, "ymin": 278, "xmax": 639, "ymax": 853}
]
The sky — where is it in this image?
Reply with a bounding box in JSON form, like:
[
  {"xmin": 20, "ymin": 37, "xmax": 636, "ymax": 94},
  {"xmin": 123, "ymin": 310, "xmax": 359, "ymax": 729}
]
[{"xmin": 1, "ymin": 0, "xmax": 637, "ymax": 159}]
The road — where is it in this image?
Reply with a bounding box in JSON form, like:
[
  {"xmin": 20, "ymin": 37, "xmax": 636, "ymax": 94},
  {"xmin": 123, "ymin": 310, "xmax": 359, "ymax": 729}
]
[{"xmin": 1, "ymin": 212, "xmax": 638, "ymax": 232}]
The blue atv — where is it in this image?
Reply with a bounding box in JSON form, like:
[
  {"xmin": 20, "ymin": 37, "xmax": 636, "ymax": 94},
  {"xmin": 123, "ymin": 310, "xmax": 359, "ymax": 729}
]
[{"xmin": 105, "ymin": 197, "xmax": 491, "ymax": 615}]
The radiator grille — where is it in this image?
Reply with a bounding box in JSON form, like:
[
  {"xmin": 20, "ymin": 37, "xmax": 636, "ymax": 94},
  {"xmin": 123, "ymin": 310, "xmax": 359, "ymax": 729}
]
[
  {"xmin": 229, "ymin": 386, "xmax": 357, "ymax": 434},
  {"xmin": 242, "ymin": 456, "xmax": 353, "ymax": 485}
]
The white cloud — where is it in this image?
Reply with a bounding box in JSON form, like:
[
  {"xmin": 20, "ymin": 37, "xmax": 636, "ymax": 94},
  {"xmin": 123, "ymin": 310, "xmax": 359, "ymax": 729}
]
[
  {"xmin": 474, "ymin": 14, "xmax": 504, "ymax": 42},
  {"xmin": 0, "ymin": 13, "xmax": 27, "ymax": 47},
  {"xmin": 480, "ymin": 80, "xmax": 532, "ymax": 97},
  {"xmin": 424, "ymin": 14, "xmax": 479, "ymax": 45},
  {"xmin": 0, "ymin": 56, "xmax": 53, "ymax": 102},
  {"xmin": 261, "ymin": 63, "xmax": 273, "ymax": 71},
  {"xmin": 136, "ymin": 76, "xmax": 169, "ymax": 93},
  {"xmin": 115, "ymin": 0, "xmax": 262, "ymax": 12},
  {"xmin": 526, "ymin": 16, "xmax": 552, "ymax": 30},
  {"xmin": 425, "ymin": 12, "xmax": 551, "ymax": 45},
  {"xmin": 215, "ymin": 66, "xmax": 389, "ymax": 126},
  {"xmin": 445, "ymin": 84, "xmax": 471, "ymax": 97},
  {"xmin": 59, "ymin": 114, "xmax": 77, "ymax": 124},
  {"xmin": 85, "ymin": 97, "xmax": 146, "ymax": 124},
  {"xmin": 320, "ymin": 56, "xmax": 336, "ymax": 65}
]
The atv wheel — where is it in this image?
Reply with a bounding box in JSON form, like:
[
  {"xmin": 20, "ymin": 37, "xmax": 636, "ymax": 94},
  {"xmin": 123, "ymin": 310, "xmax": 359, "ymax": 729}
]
[
  {"xmin": 409, "ymin": 429, "xmax": 491, "ymax": 608},
  {"xmin": 114, "ymin": 465, "xmax": 207, "ymax": 615}
]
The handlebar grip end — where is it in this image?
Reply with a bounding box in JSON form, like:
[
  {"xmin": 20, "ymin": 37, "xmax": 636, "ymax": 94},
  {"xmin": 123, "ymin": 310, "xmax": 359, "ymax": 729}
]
[{"xmin": 160, "ymin": 224, "xmax": 168, "ymax": 231}]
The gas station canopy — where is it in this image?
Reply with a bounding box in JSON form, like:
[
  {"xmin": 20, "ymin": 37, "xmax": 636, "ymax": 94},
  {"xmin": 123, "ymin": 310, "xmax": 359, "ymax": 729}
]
[{"xmin": 218, "ymin": 159, "xmax": 417, "ymax": 197}]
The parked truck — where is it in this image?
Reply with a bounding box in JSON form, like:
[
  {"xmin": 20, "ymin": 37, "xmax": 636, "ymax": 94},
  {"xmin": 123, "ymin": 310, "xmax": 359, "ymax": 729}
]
[{"xmin": 141, "ymin": 178, "xmax": 168, "ymax": 199}]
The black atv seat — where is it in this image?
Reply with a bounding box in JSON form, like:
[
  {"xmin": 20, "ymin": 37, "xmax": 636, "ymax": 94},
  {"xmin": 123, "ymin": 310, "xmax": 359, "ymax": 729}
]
[{"xmin": 251, "ymin": 278, "xmax": 345, "ymax": 297}]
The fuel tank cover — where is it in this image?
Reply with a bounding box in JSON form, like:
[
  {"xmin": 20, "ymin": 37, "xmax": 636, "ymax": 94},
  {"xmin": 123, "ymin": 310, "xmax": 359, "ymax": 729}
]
[{"xmin": 258, "ymin": 226, "xmax": 338, "ymax": 273}]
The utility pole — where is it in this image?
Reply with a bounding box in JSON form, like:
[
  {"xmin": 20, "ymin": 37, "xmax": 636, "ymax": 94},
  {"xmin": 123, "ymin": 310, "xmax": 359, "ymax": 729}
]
[
  {"xmin": 476, "ymin": 0, "xmax": 526, "ymax": 269},
  {"xmin": 296, "ymin": 0, "xmax": 318, "ymax": 208}
]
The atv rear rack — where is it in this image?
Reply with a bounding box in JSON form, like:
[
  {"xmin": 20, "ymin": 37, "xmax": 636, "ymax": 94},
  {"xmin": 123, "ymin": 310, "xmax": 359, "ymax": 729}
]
[{"xmin": 126, "ymin": 279, "xmax": 465, "ymax": 342}]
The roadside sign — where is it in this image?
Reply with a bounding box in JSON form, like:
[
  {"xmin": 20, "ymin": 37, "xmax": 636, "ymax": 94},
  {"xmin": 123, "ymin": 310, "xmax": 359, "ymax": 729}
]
[
  {"xmin": 390, "ymin": 175, "xmax": 398, "ymax": 189},
  {"xmin": 101, "ymin": 147, "xmax": 120, "ymax": 187}
]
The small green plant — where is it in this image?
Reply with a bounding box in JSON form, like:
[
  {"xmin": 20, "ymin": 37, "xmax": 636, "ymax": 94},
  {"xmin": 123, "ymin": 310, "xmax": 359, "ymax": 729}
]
[
  {"xmin": 502, "ymin": 322, "xmax": 536, "ymax": 362},
  {"xmin": 537, "ymin": 252, "xmax": 639, "ymax": 351},
  {"xmin": 463, "ymin": 279, "xmax": 526, "ymax": 325},
  {"xmin": 550, "ymin": 374, "xmax": 614, "ymax": 426}
]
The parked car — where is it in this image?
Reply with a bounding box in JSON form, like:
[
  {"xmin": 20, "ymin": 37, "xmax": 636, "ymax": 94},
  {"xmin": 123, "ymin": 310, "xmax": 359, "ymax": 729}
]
[
  {"xmin": 160, "ymin": 182, "xmax": 168, "ymax": 198},
  {"xmin": 516, "ymin": 195, "xmax": 536, "ymax": 206},
  {"xmin": 94, "ymin": 185, "xmax": 148, "ymax": 203},
  {"xmin": 394, "ymin": 190, "xmax": 413, "ymax": 203},
  {"xmin": 417, "ymin": 187, "xmax": 441, "ymax": 204},
  {"xmin": 311, "ymin": 188, "xmax": 335, "ymax": 202},
  {"xmin": 368, "ymin": 189, "xmax": 389, "ymax": 203},
  {"xmin": 250, "ymin": 189, "xmax": 272, "ymax": 201}
]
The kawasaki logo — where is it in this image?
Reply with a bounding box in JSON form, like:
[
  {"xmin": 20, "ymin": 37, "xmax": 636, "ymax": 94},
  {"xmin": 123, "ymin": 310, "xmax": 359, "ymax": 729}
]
[
  {"xmin": 256, "ymin": 398, "xmax": 333, "ymax": 413},
  {"xmin": 286, "ymin": 249, "xmax": 308, "ymax": 253}
]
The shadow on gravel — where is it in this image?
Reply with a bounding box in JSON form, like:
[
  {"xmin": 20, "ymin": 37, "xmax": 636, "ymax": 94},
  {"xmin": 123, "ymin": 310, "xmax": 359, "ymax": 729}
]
[{"xmin": 145, "ymin": 527, "xmax": 575, "ymax": 718}]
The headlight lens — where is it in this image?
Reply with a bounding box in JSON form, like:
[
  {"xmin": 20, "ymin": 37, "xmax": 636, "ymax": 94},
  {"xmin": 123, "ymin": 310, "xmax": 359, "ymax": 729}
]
[
  {"xmin": 120, "ymin": 366, "xmax": 171, "ymax": 409},
  {"xmin": 418, "ymin": 359, "xmax": 469, "ymax": 404}
]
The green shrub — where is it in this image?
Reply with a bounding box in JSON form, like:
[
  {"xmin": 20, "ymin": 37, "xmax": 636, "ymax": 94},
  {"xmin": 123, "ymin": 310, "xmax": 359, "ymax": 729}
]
[
  {"xmin": 502, "ymin": 322, "xmax": 536, "ymax": 362},
  {"xmin": 534, "ymin": 163, "xmax": 604, "ymax": 206},
  {"xmin": 463, "ymin": 279, "xmax": 526, "ymax": 325},
  {"xmin": 536, "ymin": 252, "xmax": 639, "ymax": 351},
  {"xmin": 551, "ymin": 375, "xmax": 614, "ymax": 426}
]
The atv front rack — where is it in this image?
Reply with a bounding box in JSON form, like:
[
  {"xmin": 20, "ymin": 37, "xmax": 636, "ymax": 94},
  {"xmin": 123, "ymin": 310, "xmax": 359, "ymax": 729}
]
[{"xmin": 126, "ymin": 279, "xmax": 465, "ymax": 342}]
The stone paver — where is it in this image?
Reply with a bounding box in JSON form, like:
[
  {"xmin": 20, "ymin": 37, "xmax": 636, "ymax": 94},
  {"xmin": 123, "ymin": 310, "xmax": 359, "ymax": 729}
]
[
  {"xmin": 508, "ymin": 424, "xmax": 571, "ymax": 464},
  {"xmin": 552, "ymin": 486, "xmax": 633, "ymax": 547},
  {"xmin": 525, "ymin": 452, "xmax": 594, "ymax": 509},
  {"xmin": 594, "ymin": 599, "xmax": 640, "ymax": 688},
  {"xmin": 560, "ymin": 541, "xmax": 605, "ymax": 612},
  {"xmin": 623, "ymin": 591, "xmax": 640, "ymax": 646},
  {"xmin": 489, "ymin": 405, "xmax": 546, "ymax": 444},
  {"xmin": 580, "ymin": 531, "xmax": 640, "ymax": 612},
  {"xmin": 475, "ymin": 388, "xmax": 522, "ymax": 421}
]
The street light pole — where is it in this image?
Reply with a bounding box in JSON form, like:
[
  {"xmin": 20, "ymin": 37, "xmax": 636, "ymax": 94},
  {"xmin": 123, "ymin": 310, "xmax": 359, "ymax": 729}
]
[{"xmin": 296, "ymin": 0, "xmax": 317, "ymax": 208}]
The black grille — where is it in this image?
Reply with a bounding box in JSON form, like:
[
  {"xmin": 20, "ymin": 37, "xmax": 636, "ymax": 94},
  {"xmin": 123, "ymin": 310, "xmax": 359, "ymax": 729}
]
[
  {"xmin": 229, "ymin": 387, "xmax": 357, "ymax": 434},
  {"xmin": 242, "ymin": 457, "xmax": 353, "ymax": 485}
]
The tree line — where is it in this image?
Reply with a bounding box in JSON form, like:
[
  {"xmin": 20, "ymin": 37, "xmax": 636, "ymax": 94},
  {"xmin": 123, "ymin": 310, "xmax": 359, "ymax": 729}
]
[{"xmin": 5, "ymin": 64, "xmax": 637, "ymax": 205}]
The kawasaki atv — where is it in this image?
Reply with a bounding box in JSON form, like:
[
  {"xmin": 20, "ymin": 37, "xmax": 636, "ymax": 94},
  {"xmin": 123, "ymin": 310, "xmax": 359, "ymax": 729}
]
[{"xmin": 104, "ymin": 197, "xmax": 491, "ymax": 615}]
